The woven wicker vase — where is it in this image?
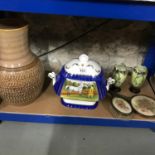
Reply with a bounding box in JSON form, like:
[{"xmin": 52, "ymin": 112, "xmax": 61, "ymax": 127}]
[{"xmin": 0, "ymin": 19, "xmax": 45, "ymax": 106}]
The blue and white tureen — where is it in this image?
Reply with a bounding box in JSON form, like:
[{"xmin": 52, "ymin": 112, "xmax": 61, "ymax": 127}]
[{"xmin": 48, "ymin": 54, "xmax": 113, "ymax": 109}]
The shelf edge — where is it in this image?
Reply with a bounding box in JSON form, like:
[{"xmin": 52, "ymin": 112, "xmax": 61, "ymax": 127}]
[
  {"xmin": 1, "ymin": 0, "xmax": 155, "ymax": 21},
  {"xmin": 1, "ymin": 112, "xmax": 155, "ymax": 128}
]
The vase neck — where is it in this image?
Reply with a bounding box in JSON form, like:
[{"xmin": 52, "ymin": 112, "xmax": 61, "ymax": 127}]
[{"xmin": 0, "ymin": 26, "xmax": 35, "ymax": 68}]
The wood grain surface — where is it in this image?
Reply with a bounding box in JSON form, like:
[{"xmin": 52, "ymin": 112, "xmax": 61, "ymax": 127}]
[{"xmin": 0, "ymin": 77, "xmax": 155, "ymax": 121}]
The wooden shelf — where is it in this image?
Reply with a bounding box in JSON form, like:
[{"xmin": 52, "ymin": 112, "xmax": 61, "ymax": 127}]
[
  {"xmin": 0, "ymin": 77, "xmax": 155, "ymax": 128},
  {"xmin": 150, "ymin": 77, "xmax": 155, "ymax": 94}
]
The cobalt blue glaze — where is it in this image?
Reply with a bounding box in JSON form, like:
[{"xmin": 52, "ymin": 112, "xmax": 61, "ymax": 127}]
[
  {"xmin": 143, "ymin": 42, "xmax": 155, "ymax": 77},
  {"xmin": 2, "ymin": 0, "xmax": 155, "ymax": 22},
  {"xmin": 54, "ymin": 66, "xmax": 107, "ymax": 100}
]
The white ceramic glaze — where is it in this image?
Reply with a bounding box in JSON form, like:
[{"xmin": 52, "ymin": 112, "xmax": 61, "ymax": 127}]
[
  {"xmin": 65, "ymin": 54, "xmax": 101, "ymax": 77},
  {"xmin": 63, "ymin": 98, "xmax": 96, "ymax": 106},
  {"xmin": 48, "ymin": 72, "xmax": 56, "ymax": 85},
  {"xmin": 131, "ymin": 95, "xmax": 155, "ymax": 116},
  {"xmin": 112, "ymin": 97, "xmax": 132, "ymax": 114}
]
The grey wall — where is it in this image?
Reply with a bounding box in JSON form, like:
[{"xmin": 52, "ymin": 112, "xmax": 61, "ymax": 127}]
[{"xmin": 22, "ymin": 14, "xmax": 152, "ymax": 74}]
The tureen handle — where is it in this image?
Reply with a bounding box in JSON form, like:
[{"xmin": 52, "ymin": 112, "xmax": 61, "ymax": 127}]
[
  {"xmin": 48, "ymin": 72, "xmax": 56, "ymax": 86},
  {"xmin": 106, "ymin": 77, "xmax": 115, "ymax": 91}
]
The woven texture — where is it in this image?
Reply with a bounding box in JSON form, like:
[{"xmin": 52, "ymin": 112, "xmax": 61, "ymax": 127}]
[{"xmin": 0, "ymin": 58, "xmax": 44, "ymax": 105}]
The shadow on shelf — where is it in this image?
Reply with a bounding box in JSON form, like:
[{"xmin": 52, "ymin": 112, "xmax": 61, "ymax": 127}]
[{"xmin": 42, "ymin": 71, "xmax": 52, "ymax": 93}]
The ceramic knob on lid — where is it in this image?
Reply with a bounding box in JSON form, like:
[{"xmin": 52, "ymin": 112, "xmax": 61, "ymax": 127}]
[{"xmin": 79, "ymin": 54, "xmax": 89, "ymax": 63}]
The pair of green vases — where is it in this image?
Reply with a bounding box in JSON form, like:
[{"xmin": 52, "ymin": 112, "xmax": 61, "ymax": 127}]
[{"xmin": 111, "ymin": 63, "xmax": 148, "ymax": 93}]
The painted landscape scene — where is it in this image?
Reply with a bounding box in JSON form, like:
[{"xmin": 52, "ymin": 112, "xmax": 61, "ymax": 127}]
[{"xmin": 61, "ymin": 79, "xmax": 99, "ymax": 102}]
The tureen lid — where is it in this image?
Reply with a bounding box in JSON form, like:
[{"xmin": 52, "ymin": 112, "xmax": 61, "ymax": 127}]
[{"xmin": 64, "ymin": 54, "xmax": 101, "ymax": 77}]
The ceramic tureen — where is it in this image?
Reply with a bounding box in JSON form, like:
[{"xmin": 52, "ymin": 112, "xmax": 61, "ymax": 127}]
[{"xmin": 48, "ymin": 54, "xmax": 114, "ymax": 109}]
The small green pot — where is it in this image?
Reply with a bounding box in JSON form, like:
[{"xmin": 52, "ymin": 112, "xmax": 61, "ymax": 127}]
[
  {"xmin": 111, "ymin": 63, "xmax": 128, "ymax": 92},
  {"xmin": 130, "ymin": 65, "xmax": 148, "ymax": 93}
]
